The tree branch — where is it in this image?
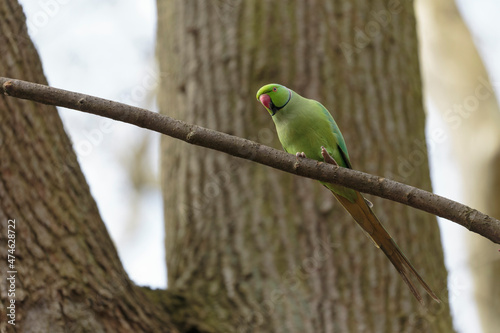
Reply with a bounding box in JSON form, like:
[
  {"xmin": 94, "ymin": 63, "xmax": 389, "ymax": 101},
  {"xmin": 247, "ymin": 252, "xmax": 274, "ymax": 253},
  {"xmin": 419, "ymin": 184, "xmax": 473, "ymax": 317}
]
[{"xmin": 2, "ymin": 77, "xmax": 500, "ymax": 244}]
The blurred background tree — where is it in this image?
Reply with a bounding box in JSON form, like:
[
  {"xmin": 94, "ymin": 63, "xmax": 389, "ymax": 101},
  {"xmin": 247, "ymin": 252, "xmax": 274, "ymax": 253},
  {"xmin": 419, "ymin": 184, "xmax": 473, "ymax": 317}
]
[{"xmin": 417, "ymin": 0, "xmax": 500, "ymax": 332}]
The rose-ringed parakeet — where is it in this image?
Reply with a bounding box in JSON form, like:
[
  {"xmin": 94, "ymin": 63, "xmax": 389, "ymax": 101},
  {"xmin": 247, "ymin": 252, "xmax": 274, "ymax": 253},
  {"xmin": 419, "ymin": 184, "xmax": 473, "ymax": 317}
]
[{"xmin": 256, "ymin": 83, "xmax": 440, "ymax": 305}]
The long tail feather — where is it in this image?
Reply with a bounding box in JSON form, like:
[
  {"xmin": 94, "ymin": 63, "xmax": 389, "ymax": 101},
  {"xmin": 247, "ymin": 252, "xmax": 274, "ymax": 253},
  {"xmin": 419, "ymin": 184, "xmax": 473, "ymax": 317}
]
[{"xmin": 333, "ymin": 191, "xmax": 440, "ymax": 305}]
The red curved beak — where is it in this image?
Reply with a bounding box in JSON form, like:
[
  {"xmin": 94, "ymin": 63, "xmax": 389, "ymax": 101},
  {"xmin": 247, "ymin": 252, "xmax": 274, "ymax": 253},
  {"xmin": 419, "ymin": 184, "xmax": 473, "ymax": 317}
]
[{"xmin": 259, "ymin": 94, "xmax": 271, "ymax": 109}]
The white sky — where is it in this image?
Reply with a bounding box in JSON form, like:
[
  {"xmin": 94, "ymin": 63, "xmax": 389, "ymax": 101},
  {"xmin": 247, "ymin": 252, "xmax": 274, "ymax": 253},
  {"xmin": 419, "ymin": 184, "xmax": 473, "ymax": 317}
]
[{"xmin": 19, "ymin": 1, "xmax": 500, "ymax": 332}]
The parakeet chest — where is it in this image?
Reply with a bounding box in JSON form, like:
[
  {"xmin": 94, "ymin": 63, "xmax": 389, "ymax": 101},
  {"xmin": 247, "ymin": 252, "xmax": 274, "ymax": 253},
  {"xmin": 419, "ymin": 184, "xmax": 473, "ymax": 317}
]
[{"xmin": 273, "ymin": 108, "xmax": 333, "ymax": 161}]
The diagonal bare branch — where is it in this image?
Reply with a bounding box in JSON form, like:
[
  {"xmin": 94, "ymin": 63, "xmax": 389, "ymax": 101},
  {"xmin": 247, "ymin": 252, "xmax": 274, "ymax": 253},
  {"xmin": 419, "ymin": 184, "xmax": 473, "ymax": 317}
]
[{"xmin": 2, "ymin": 77, "xmax": 500, "ymax": 244}]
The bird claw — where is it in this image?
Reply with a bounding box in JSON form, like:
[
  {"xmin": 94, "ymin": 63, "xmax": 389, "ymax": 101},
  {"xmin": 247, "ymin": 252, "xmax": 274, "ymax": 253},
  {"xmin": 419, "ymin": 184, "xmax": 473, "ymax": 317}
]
[
  {"xmin": 296, "ymin": 152, "xmax": 307, "ymax": 158},
  {"xmin": 321, "ymin": 146, "xmax": 338, "ymax": 167},
  {"xmin": 364, "ymin": 198, "xmax": 374, "ymax": 208}
]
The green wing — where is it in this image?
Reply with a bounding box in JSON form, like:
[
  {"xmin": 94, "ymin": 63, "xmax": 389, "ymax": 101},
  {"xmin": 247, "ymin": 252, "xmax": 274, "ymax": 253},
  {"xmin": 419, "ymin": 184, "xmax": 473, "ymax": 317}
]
[{"xmin": 317, "ymin": 102, "xmax": 352, "ymax": 169}]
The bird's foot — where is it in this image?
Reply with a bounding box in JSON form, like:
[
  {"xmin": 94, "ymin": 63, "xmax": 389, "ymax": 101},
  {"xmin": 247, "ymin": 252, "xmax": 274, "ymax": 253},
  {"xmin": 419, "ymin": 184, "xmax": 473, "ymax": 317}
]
[
  {"xmin": 296, "ymin": 152, "xmax": 307, "ymax": 158},
  {"xmin": 321, "ymin": 146, "xmax": 338, "ymax": 167}
]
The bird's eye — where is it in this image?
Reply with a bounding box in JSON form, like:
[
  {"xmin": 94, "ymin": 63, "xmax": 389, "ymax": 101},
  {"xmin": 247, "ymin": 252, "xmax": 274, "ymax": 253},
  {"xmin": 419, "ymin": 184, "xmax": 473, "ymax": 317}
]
[{"xmin": 273, "ymin": 87, "xmax": 277, "ymax": 92}]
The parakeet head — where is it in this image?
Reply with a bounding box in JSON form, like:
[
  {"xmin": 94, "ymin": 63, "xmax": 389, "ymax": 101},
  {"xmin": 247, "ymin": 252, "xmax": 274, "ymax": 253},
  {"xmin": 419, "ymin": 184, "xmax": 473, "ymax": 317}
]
[{"xmin": 256, "ymin": 84, "xmax": 292, "ymax": 116}]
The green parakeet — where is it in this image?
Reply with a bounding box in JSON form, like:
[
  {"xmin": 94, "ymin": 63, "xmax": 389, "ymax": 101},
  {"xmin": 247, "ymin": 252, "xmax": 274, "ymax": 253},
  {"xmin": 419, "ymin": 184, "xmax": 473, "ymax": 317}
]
[{"xmin": 256, "ymin": 83, "xmax": 439, "ymax": 305}]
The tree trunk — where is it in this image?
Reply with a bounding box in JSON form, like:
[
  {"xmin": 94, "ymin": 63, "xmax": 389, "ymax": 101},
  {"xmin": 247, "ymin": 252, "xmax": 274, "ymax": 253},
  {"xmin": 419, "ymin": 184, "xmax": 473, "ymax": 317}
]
[
  {"xmin": 0, "ymin": 1, "xmax": 176, "ymax": 331},
  {"xmin": 157, "ymin": 1, "xmax": 454, "ymax": 332},
  {"xmin": 416, "ymin": 0, "xmax": 500, "ymax": 332}
]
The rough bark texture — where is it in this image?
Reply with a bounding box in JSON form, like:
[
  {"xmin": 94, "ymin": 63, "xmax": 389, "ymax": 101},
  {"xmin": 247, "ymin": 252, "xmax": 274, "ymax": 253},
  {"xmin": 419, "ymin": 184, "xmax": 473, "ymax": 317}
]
[
  {"xmin": 0, "ymin": 1, "xmax": 176, "ymax": 332},
  {"xmin": 157, "ymin": 1, "xmax": 454, "ymax": 332},
  {"xmin": 416, "ymin": 0, "xmax": 500, "ymax": 332}
]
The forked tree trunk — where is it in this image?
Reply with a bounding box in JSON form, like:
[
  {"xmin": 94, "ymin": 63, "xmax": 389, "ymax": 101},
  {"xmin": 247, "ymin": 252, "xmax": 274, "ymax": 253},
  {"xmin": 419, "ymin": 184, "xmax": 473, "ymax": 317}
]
[
  {"xmin": 157, "ymin": 1, "xmax": 454, "ymax": 332},
  {"xmin": 0, "ymin": 1, "xmax": 176, "ymax": 331}
]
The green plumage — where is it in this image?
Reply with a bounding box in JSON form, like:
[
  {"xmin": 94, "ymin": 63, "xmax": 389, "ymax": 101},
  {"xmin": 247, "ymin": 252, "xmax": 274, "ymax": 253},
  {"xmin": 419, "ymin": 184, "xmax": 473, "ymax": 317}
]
[
  {"xmin": 256, "ymin": 83, "xmax": 439, "ymax": 305},
  {"xmin": 257, "ymin": 84, "xmax": 355, "ymax": 201}
]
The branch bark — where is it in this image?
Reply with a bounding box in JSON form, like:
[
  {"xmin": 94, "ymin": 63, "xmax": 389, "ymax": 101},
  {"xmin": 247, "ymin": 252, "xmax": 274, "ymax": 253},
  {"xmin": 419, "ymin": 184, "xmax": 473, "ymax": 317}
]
[{"xmin": 1, "ymin": 77, "xmax": 499, "ymax": 244}]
